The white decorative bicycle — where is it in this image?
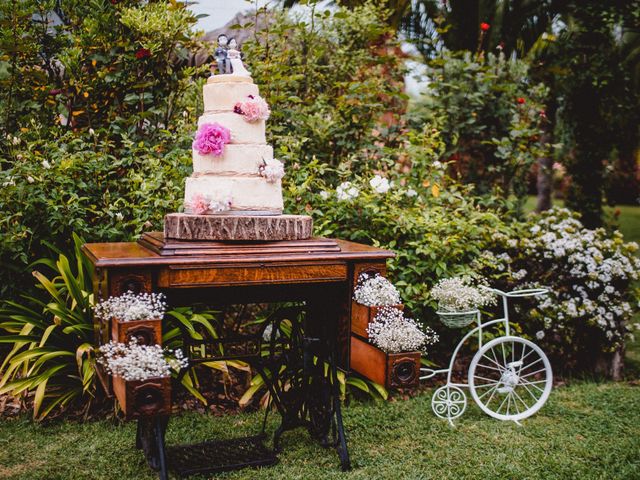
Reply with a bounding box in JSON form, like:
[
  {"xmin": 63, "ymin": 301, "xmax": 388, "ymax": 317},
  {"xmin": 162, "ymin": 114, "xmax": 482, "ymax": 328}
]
[{"xmin": 421, "ymin": 287, "xmax": 553, "ymax": 426}]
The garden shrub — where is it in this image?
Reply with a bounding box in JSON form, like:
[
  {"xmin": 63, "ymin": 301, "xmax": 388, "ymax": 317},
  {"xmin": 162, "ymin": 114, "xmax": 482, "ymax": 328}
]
[
  {"xmin": 243, "ymin": 4, "xmax": 408, "ymax": 182},
  {"xmin": 410, "ymin": 51, "xmax": 549, "ymax": 211},
  {"xmin": 0, "ymin": 128, "xmax": 192, "ymax": 298},
  {"xmin": 474, "ymin": 208, "xmax": 640, "ymax": 378}
]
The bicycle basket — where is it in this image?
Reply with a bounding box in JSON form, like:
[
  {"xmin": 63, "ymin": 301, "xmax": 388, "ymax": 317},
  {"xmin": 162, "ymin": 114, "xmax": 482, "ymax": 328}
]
[{"xmin": 437, "ymin": 310, "xmax": 478, "ymax": 328}]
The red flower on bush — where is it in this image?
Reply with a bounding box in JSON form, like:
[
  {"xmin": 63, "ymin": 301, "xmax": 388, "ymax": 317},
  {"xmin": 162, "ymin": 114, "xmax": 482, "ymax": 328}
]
[
  {"xmin": 480, "ymin": 23, "xmax": 490, "ymax": 31},
  {"xmin": 517, "ymin": 97, "xmax": 526, "ymax": 104},
  {"xmin": 135, "ymin": 48, "xmax": 151, "ymax": 59}
]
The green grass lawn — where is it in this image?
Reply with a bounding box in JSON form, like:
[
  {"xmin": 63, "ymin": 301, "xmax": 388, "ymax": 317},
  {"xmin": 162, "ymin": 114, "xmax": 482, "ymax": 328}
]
[{"xmin": 1, "ymin": 382, "xmax": 639, "ymax": 480}]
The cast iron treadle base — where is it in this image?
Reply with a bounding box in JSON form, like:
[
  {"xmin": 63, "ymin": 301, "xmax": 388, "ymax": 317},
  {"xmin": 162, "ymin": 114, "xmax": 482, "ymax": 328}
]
[{"xmin": 166, "ymin": 434, "xmax": 278, "ymax": 477}]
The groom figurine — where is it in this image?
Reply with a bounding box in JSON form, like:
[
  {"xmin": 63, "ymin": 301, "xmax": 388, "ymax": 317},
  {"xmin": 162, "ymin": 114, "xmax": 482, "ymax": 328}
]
[{"xmin": 213, "ymin": 34, "xmax": 232, "ymax": 75}]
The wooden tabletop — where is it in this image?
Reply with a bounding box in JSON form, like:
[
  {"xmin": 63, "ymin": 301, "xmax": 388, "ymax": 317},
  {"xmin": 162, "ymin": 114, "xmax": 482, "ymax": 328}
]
[{"xmin": 82, "ymin": 233, "xmax": 394, "ymax": 268}]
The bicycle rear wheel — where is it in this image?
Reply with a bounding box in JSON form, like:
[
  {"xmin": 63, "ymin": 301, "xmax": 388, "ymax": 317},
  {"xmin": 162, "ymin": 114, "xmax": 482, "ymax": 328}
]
[{"xmin": 468, "ymin": 336, "xmax": 552, "ymax": 422}]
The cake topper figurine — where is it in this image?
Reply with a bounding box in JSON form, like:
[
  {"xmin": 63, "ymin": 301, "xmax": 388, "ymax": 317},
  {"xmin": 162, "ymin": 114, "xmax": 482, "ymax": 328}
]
[
  {"xmin": 227, "ymin": 38, "xmax": 251, "ymax": 77},
  {"xmin": 213, "ymin": 34, "xmax": 232, "ymax": 75}
]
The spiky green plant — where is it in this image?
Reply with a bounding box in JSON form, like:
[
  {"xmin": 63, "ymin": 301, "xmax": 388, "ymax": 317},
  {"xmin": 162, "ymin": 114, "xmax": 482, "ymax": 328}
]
[{"xmin": 0, "ymin": 233, "xmax": 95, "ymax": 419}]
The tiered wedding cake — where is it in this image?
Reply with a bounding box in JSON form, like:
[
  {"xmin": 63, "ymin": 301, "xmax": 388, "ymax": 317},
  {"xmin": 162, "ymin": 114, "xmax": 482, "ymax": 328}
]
[
  {"xmin": 163, "ymin": 46, "xmax": 312, "ymax": 242},
  {"xmin": 184, "ymin": 75, "xmax": 284, "ymax": 215}
]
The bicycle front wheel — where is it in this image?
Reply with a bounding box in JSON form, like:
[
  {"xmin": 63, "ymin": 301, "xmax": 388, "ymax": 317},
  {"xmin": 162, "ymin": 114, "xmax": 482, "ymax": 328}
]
[{"xmin": 468, "ymin": 336, "xmax": 552, "ymax": 421}]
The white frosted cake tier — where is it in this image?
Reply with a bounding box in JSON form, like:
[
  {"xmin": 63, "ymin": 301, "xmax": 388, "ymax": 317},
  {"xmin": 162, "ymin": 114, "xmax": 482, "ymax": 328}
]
[
  {"xmin": 203, "ymin": 82, "xmax": 259, "ymax": 112},
  {"xmin": 198, "ymin": 112, "xmax": 265, "ymax": 144},
  {"xmin": 185, "ymin": 175, "xmax": 283, "ymax": 214},
  {"xmin": 192, "ymin": 144, "xmax": 273, "ymax": 175}
]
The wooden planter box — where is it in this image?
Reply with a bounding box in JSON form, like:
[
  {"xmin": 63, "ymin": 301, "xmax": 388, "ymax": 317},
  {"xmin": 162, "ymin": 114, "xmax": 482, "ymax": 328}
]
[
  {"xmin": 350, "ymin": 336, "xmax": 420, "ymax": 389},
  {"xmin": 351, "ymin": 303, "xmax": 403, "ymax": 339},
  {"xmin": 111, "ymin": 317, "xmax": 162, "ymax": 346},
  {"xmin": 112, "ymin": 375, "xmax": 172, "ymax": 419}
]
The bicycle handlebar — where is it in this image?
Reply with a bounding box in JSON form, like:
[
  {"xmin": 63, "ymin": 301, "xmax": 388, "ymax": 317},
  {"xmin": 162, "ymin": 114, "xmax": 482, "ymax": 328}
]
[{"xmin": 480, "ymin": 285, "xmax": 549, "ymax": 298}]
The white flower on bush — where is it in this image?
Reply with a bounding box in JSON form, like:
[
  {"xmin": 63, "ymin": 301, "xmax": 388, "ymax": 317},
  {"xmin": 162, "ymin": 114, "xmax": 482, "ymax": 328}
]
[
  {"xmin": 405, "ymin": 188, "xmax": 418, "ymax": 198},
  {"xmin": 369, "ymin": 175, "xmax": 391, "ymax": 194},
  {"xmin": 319, "ymin": 190, "xmax": 330, "ymax": 200},
  {"xmin": 26, "ymin": 176, "xmax": 34, "ymax": 184},
  {"xmin": 94, "ymin": 291, "xmax": 167, "ymax": 322},
  {"xmin": 42, "ymin": 160, "xmax": 51, "ymax": 169},
  {"xmin": 430, "ymin": 276, "xmax": 496, "ymax": 313},
  {"xmin": 336, "ymin": 181, "xmax": 359, "ymax": 201},
  {"xmin": 353, "ymin": 272, "xmax": 401, "ymax": 307},
  {"xmin": 366, "ymin": 307, "xmax": 438, "ymax": 354},
  {"xmin": 98, "ymin": 340, "xmax": 188, "ymax": 381},
  {"xmin": 486, "ymin": 207, "xmax": 640, "ymax": 349}
]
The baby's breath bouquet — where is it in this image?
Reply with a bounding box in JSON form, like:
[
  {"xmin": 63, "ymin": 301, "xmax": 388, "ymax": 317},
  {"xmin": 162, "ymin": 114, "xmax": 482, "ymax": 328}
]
[
  {"xmin": 98, "ymin": 340, "xmax": 188, "ymax": 381},
  {"xmin": 366, "ymin": 307, "xmax": 438, "ymax": 354},
  {"xmin": 353, "ymin": 273, "xmax": 401, "ymax": 307},
  {"xmin": 430, "ymin": 277, "xmax": 495, "ymax": 328},
  {"xmin": 94, "ymin": 291, "xmax": 167, "ymax": 322},
  {"xmin": 430, "ymin": 277, "xmax": 495, "ymax": 312}
]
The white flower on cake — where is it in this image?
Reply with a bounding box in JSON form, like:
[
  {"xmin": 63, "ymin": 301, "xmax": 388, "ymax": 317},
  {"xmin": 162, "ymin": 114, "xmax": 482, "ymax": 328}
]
[
  {"xmin": 259, "ymin": 158, "xmax": 285, "ymax": 183},
  {"xmin": 370, "ymin": 175, "xmax": 391, "ymax": 194},
  {"xmin": 336, "ymin": 181, "xmax": 359, "ymax": 201},
  {"xmin": 185, "ymin": 192, "xmax": 232, "ymax": 215},
  {"xmin": 366, "ymin": 306, "xmax": 439, "ymax": 354}
]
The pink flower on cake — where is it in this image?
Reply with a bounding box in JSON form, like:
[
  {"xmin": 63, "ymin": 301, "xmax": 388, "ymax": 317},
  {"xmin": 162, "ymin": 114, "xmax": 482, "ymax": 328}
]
[
  {"xmin": 259, "ymin": 158, "xmax": 285, "ymax": 183},
  {"xmin": 233, "ymin": 95, "xmax": 270, "ymax": 123},
  {"xmin": 192, "ymin": 123, "xmax": 231, "ymax": 156},
  {"xmin": 185, "ymin": 193, "xmax": 233, "ymax": 214},
  {"xmin": 185, "ymin": 193, "xmax": 210, "ymax": 214}
]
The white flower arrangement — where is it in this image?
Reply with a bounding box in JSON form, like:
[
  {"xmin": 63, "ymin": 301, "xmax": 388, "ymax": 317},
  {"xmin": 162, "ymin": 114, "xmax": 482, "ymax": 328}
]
[
  {"xmin": 482, "ymin": 208, "xmax": 640, "ymax": 347},
  {"xmin": 353, "ymin": 272, "xmax": 401, "ymax": 307},
  {"xmin": 336, "ymin": 181, "xmax": 359, "ymax": 201},
  {"xmin": 366, "ymin": 307, "xmax": 439, "ymax": 354},
  {"xmin": 430, "ymin": 276, "xmax": 496, "ymax": 312},
  {"xmin": 94, "ymin": 291, "xmax": 167, "ymax": 322},
  {"xmin": 259, "ymin": 158, "xmax": 285, "ymax": 183},
  {"xmin": 98, "ymin": 340, "xmax": 188, "ymax": 381},
  {"xmin": 370, "ymin": 175, "xmax": 391, "ymax": 194}
]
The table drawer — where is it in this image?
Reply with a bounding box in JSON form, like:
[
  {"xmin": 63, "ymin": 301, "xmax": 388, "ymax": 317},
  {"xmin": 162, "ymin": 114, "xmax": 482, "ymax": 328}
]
[{"xmin": 158, "ymin": 263, "xmax": 348, "ymax": 287}]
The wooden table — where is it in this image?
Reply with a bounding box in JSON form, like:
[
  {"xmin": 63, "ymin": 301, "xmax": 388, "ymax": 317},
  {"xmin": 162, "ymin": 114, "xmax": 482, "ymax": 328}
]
[{"xmin": 83, "ymin": 233, "xmax": 394, "ymax": 478}]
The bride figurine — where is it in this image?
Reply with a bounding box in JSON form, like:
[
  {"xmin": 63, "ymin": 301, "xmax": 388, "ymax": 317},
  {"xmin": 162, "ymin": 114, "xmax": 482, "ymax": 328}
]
[{"xmin": 227, "ymin": 38, "xmax": 251, "ymax": 77}]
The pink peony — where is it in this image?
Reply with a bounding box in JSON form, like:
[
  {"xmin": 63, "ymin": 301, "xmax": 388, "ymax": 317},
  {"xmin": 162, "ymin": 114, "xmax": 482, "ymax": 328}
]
[
  {"xmin": 193, "ymin": 123, "xmax": 231, "ymax": 156},
  {"xmin": 185, "ymin": 193, "xmax": 209, "ymax": 214},
  {"xmin": 233, "ymin": 95, "xmax": 270, "ymax": 123}
]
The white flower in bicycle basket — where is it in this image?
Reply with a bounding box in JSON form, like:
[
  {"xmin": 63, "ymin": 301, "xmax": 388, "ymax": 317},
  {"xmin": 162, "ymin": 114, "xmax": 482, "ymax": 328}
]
[
  {"xmin": 430, "ymin": 276, "xmax": 496, "ymax": 313},
  {"xmin": 366, "ymin": 307, "xmax": 438, "ymax": 354},
  {"xmin": 369, "ymin": 175, "xmax": 391, "ymax": 194},
  {"xmin": 353, "ymin": 272, "xmax": 401, "ymax": 307},
  {"xmin": 336, "ymin": 181, "xmax": 359, "ymax": 201}
]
